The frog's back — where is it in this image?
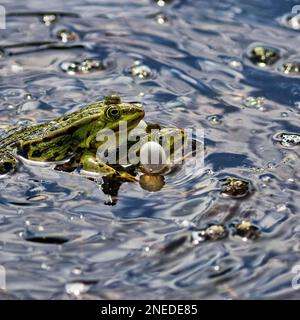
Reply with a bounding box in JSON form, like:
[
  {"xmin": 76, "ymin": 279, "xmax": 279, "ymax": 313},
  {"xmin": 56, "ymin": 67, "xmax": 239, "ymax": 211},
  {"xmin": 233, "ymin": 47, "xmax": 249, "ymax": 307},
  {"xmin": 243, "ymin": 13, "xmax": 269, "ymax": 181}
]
[
  {"xmin": 0, "ymin": 125, "xmax": 26, "ymax": 150},
  {"xmin": 0, "ymin": 101, "xmax": 105, "ymax": 150}
]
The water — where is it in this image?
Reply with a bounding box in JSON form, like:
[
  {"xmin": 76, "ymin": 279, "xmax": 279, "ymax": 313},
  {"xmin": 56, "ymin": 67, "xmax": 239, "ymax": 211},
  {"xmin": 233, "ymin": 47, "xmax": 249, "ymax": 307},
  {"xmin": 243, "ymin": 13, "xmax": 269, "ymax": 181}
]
[{"xmin": 0, "ymin": 0, "xmax": 299, "ymax": 299}]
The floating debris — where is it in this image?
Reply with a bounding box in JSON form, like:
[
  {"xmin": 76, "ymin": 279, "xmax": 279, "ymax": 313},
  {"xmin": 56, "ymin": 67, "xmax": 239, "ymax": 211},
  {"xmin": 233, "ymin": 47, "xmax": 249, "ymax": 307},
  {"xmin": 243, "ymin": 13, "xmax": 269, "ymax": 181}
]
[
  {"xmin": 60, "ymin": 58, "xmax": 105, "ymax": 75},
  {"xmin": 281, "ymin": 62, "xmax": 300, "ymax": 75},
  {"xmin": 244, "ymin": 96, "xmax": 265, "ymax": 110},
  {"xmin": 41, "ymin": 13, "xmax": 58, "ymax": 26},
  {"xmin": 248, "ymin": 45, "xmax": 281, "ymax": 67},
  {"xmin": 129, "ymin": 61, "xmax": 152, "ymax": 79},
  {"xmin": 221, "ymin": 177, "xmax": 251, "ymax": 198},
  {"xmin": 273, "ymin": 132, "xmax": 300, "ymax": 148},
  {"xmin": 191, "ymin": 224, "xmax": 228, "ymax": 244},
  {"xmin": 25, "ymin": 234, "xmax": 69, "ymax": 244},
  {"xmin": 139, "ymin": 174, "xmax": 165, "ymax": 192},
  {"xmin": 231, "ymin": 220, "xmax": 260, "ymax": 241},
  {"xmin": 56, "ymin": 29, "xmax": 79, "ymax": 43}
]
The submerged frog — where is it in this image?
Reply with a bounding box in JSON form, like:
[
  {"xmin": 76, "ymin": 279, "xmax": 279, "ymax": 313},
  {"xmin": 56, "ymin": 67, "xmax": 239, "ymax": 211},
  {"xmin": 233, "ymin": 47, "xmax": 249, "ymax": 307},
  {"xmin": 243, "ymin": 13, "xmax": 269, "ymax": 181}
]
[{"xmin": 0, "ymin": 95, "xmax": 144, "ymax": 180}]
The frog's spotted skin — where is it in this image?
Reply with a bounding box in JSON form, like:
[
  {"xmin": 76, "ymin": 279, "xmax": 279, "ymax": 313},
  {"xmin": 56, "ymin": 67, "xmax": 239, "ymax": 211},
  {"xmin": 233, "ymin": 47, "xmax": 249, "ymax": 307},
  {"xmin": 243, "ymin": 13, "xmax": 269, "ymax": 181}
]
[{"xmin": 0, "ymin": 96, "xmax": 144, "ymax": 178}]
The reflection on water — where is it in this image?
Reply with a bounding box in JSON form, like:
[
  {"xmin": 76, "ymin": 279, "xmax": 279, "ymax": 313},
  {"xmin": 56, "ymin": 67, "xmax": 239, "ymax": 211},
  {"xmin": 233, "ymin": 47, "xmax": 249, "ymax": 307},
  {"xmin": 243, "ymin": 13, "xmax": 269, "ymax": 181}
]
[{"xmin": 0, "ymin": 0, "xmax": 299, "ymax": 299}]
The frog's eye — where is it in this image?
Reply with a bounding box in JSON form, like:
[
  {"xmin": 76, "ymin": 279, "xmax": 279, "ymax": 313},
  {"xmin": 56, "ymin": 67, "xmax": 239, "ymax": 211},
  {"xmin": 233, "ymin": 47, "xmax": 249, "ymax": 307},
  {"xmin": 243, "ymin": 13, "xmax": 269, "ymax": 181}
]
[{"xmin": 105, "ymin": 106, "xmax": 121, "ymax": 120}]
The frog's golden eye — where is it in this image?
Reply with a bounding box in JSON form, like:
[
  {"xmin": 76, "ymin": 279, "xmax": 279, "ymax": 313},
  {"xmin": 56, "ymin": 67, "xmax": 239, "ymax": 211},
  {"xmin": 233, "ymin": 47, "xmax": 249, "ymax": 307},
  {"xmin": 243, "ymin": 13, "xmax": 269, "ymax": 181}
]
[{"xmin": 105, "ymin": 106, "xmax": 121, "ymax": 120}]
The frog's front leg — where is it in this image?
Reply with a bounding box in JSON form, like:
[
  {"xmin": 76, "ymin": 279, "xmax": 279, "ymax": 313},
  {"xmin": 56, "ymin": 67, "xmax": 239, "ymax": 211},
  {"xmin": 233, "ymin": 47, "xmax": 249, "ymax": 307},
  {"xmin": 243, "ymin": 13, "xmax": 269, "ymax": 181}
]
[
  {"xmin": 0, "ymin": 151, "xmax": 18, "ymax": 175},
  {"xmin": 79, "ymin": 150, "xmax": 136, "ymax": 182}
]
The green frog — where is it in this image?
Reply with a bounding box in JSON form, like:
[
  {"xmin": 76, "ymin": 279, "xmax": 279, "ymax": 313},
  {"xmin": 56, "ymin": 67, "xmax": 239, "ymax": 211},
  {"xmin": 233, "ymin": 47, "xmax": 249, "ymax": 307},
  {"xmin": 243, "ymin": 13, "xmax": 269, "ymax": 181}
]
[{"xmin": 0, "ymin": 95, "xmax": 144, "ymax": 181}]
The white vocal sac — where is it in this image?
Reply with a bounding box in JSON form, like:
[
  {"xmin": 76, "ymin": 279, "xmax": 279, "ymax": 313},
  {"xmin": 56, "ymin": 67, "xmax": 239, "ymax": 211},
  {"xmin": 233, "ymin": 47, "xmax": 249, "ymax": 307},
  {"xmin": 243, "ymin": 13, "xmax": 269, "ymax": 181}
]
[{"xmin": 140, "ymin": 141, "xmax": 168, "ymax": 174}]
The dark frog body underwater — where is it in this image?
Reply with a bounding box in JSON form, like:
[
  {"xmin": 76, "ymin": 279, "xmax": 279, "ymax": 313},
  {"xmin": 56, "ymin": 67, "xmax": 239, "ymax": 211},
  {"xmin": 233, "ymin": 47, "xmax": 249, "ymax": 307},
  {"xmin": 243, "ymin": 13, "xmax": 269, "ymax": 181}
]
[{"xmin": 0, "ymin": 96, "xmax": 144, "ymax": 183}]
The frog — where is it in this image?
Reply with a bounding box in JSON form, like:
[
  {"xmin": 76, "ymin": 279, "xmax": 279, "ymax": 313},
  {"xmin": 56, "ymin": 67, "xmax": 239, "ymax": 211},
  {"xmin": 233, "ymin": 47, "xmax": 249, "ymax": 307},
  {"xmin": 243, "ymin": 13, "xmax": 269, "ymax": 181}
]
[{"xmin": 0, "ymin": 95, "xmax": 145, "ymax": 182}]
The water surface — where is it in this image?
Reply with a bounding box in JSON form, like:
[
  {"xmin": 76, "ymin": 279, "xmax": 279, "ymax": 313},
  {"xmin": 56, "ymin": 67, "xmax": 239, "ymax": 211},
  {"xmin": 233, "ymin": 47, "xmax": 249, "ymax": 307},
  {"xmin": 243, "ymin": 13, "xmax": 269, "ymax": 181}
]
[{"xmin": 0, "ymin": 0, "xmax": 300, "ymax": 299}]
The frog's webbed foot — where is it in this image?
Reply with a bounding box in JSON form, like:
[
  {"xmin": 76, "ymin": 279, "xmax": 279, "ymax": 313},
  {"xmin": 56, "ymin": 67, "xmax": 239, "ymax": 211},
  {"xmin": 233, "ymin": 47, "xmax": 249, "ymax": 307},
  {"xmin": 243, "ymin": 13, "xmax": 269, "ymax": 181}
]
[
  {"xmin": 55, "ymin": 151, "xmax": 137, "ymax": 204},
  {"xmin": 0, "ymin": 151, "xmax": 18, "ymax": 175},
  {"xmin": 73, "ymin": 151, "xmax": 137, "ymax": 205}
]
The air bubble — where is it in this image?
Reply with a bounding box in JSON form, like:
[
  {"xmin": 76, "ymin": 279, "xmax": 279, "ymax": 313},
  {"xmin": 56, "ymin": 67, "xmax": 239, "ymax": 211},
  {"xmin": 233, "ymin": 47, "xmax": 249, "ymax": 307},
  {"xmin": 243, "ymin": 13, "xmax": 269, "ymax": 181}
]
[
  {"xmin": 281, "ymin": 62, "xmax": 300, "ymax": 75},
  {"xmin": 60, "ymin": 59, "xmax": 105, "ymax": 75},
  {"xmin": 156, "ymin": 14, "xmax": 168, "ymax": 24},
  {"xmin": 273, "ymin": 132, "xmax": 300, "ymax": 148},
  {"xmin": 42, "ymin": 14, "xmax": 57, "ymax": 26},
  {"xmin": 71, "ymin": 267, "xmax": 83, "ymax": 275},
  {"xmin": 65, "ymin": 282, "xmax": 89, "ymax": 297},
  {"xmin": 56, "ymin": 29, "xmax": 79, "ymax": 43},
  {"xmin": 191, "ymin": 224, "xmax": 228, "ymax": 244},
  {"xmin": 244, "ymin": 96, "xmax": 264, "ymax": 110},
  {"xmin": 231, "ymin": 220, "xmax": 260, "ymax": 241},
  {"xmin": 207, "ymin": 115, "xmax": 222, "ymax": 125},
  {"xmin": 247, "ymin": 45, "xmax": 281, "ymax": 67},
  {"xmin": 129, "ymin": 61, "xmax": 152, "ymax": 79},
  {"xmin": 220, "ymin": 177, "xmax": 251, "ymax": 198},
  {"xmin": 154, "ymin": 0, "xmax": 173, "ymax": 7}
]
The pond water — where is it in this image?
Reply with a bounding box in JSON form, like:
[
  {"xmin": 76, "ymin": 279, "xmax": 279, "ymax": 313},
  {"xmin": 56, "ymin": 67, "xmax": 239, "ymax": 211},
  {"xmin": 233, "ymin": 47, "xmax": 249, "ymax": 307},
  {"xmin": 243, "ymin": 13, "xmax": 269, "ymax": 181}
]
[{"xmin": 0, "ymin": 0, "xmax": 299, "ymax": 299}]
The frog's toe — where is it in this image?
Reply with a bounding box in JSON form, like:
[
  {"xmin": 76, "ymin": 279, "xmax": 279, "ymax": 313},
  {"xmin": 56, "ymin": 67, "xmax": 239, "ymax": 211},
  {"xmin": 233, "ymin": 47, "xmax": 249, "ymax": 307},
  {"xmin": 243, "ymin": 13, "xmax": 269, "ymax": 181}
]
[{"xmin": 118, "ymin": 172, "xmax": 137, "ymax": 182}]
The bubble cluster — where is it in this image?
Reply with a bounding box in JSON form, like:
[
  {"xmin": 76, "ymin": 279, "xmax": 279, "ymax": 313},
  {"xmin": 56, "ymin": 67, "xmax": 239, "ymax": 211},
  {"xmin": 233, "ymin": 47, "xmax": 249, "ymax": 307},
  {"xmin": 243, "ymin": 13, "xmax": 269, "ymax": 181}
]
[
  {"xmin": 281, "ymin": 62, "xmax": 300, "ymax": 75},
  {"xmin": 220, "ymin": 177, "xmax": 251, "ymax": 198},
  {"xmin": 128, "ymin": 61, "xmax": 152, "ymax": 79},
  {"xmin": 243, "ymin": 96, "xmax": 265, "ymax": 110},
  {"xmin": 231, "ymin": 221, "xmax": 260, "ymax": 241},
  {"xmin": 60, "ymin": 58, "xmax": 105, "ymax": 75},
  {"xmin": 41, "ymin": 13, "xmax": 58, "ymax": 26},
  {"xmin": 65, "ymin": 282, "xmax": 89, "ymax": 297},
  {"xmin": 273, "ymin": 132, "xmax": 300, "ymax": 148},
  {"xmin": 56, "ymin": 29, "xmax": 79, "ymax": 43},
  {"xmin": 282, "ymin": 14, "xmax": 300, "ymax": 30},
  {"xmin": 248, "ymin": 45, "xmax": 281, "ymax": 67},
  {"xmin": 190, "ymin": 220, "xmax": 260, "ymax": 245},
  {"xmin": 191, "ymin": 224, "xmax": 228, "ymax": 244}
]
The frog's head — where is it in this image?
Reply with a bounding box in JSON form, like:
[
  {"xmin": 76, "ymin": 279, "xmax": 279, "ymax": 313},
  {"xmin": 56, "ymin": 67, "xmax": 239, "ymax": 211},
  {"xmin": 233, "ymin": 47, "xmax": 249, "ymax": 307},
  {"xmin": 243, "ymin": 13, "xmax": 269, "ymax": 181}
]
[
  {"xmin": 101, "ymin": 95, "xmax": 145, "ymax": 133},
  {"xmin": 73, "ymin": 95, "xmax": 145, "ymax": 149}
]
